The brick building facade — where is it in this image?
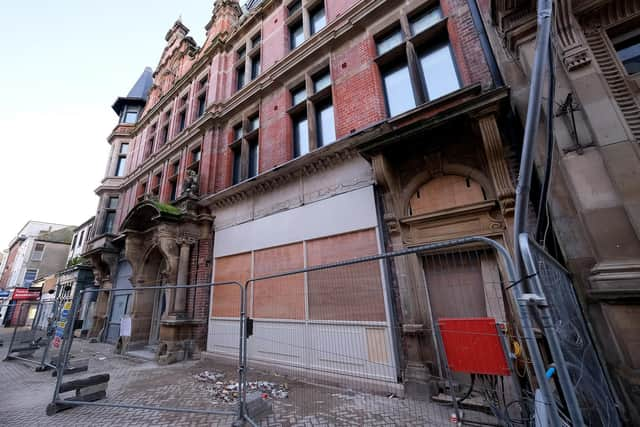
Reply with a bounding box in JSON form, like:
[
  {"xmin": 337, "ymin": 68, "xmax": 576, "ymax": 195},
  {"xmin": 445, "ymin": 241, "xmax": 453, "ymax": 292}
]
[{"xmin": 85, "ymin": 0, "xmax": 525, "ymax": 396}]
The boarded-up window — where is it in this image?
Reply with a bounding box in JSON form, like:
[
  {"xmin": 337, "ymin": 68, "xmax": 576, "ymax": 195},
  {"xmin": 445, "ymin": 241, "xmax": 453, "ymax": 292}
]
[
  {"xmin": 307, "ymin": 229, "xmax": 386, "ymax": 321},
  {"xmin": 253, "ymin": 243, "xmax": 305, "ymax": 320},
  {"xmin": 409, "ymin": 175, "xmax": 486, "ymax": 216},
  {"xmin": 212, "ymin": 253, "xmax": 251, "ymax": 317}
]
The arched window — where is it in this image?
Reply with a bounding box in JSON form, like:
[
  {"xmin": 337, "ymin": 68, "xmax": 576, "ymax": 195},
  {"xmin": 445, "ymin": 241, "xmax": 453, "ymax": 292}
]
[{"xmin": 408, "ymin": 175, "xmax": 486, "ymax": 216}]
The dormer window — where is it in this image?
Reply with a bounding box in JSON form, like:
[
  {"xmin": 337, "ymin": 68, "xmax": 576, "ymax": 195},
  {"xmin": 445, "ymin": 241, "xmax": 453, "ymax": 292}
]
[{"xmin": 121, "ymin": 105, "xmax": 140, "ymax": 124}]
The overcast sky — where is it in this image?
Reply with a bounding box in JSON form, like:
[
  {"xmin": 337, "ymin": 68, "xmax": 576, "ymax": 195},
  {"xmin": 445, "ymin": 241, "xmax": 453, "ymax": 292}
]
[{"xmin": 0, "ymin": 1, "xmax": 218, "ymax": 249}]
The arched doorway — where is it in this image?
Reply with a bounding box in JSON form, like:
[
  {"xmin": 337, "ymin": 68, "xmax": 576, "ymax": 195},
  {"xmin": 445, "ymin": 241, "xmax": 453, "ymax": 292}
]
[
  {"xmin": 129, "ymin": 247, "xmax": 167, "ymax": 347},
  {"xmin": 106, "ymin": 261, "xmax": 133, "ymax": 344}
]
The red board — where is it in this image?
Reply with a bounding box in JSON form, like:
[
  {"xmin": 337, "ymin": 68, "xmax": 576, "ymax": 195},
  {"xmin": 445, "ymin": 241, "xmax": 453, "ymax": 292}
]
[
  {"xmin": 12, "ymin": 287, "xmax": 41, "ymax": 301},
  {"xmin": 438, "ymin": 317, "xmax": 511, "ymax": 376}
]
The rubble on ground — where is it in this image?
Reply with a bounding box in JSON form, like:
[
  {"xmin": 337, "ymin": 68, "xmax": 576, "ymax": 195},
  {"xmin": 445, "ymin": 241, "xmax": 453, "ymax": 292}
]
[{"xmin": 194, "ymin": 370, "xmax": 289, "ymax": 403}]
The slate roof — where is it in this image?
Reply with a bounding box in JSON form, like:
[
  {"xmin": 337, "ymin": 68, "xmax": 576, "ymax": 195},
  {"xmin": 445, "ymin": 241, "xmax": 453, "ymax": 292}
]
[{"xmin": 112, "ymin": 67, "xmax": 154, "ymax": 115}]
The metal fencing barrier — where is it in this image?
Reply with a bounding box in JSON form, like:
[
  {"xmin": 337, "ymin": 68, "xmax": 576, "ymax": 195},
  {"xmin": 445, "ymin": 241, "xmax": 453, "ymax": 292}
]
[
  {"xmin": 46, "ymin": 281, "xmax": 246, "ymax": 425},
  {"xmin": 45, "ymin": 235, "xmax": 613, "ymax": 426},
  {"xmin": 238, "ymin": 237, "xmax": 531, "ymax": 426},
  {"xmin": 520, "ymin": 236, "xmax": 621, "ymax": 427},
  {"xmin": 4, "ymin": 295, "xmax": 68, "ymax": 372}
]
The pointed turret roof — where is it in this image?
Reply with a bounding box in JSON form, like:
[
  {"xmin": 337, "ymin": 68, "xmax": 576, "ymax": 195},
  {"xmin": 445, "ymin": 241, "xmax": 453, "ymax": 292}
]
[{"xmin": 112, "ymin": 67, "xmax": 154, "ymax": 115}]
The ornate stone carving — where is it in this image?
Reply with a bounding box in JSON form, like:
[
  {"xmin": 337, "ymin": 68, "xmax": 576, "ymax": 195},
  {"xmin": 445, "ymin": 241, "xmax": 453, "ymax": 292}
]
[
  {"xmin": 476, "ymin": 113, "xmax": 516, "ymax": 215},
  {"xmin": 555, "ymin": 0, "xmax": 592, "ymax": 70},
  {"xmin": 182, "ymin": 170, "xmax": 200, "ymax": 197}
]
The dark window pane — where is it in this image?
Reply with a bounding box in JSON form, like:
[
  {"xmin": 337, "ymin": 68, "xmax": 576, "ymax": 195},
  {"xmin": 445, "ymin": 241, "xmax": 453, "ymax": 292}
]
[
  {"xmin": 410, "ymin": 7, "xmax": 442, "ymax": 35},
  {"xmin": 103, "ymin": 212, "xmax": 116, "ymax": 234},
  {"xmin": 316, "ymin": 102, "xmax": 336, "ymax": 147},
  {"xmin": 310, "ymin": 5, "xmax": 326, "ymax": 35},
  {"xmin": 419, "ymin": 42, "xmax": 460, "ymax": 100},
  {"xmin": 161, "ymin": 125, "xmax": 169, "ymax": 144},
  {"xmin": 313, "ymin": 71, "xmax": 331, "ymax": 93},
  {"xmin": 197, "ymin": 95, "xmax": 206, "ymax": 117},
  {"xmin": 124, "ymin": 110, "xmax": 138, "ymax": 123},
  {"xmin": 292, "ymin": 86, "xmax": 306, "ymax": 105},
  {"xmin": 170, "ymin": 180, "xmax": 178, "ymax": 201},
  {"xmin": 108, "ymin": 197, "xmax": 119, "ymax": 209},
  {"xmin": 288, "ymin": 0, "xmax": 301, "ymax": 15},
  {"xmin": 232, "ymin": 146, "xmax": 242, "ymax": 184},
  {"xmin": 179, "ymin": 111, "xmax": 186, "ymax": 131},
  {"xmin": 616, "ymin": 35, "xmax": 640, "ymax": 75},
  {"xmin": 248, "ymin": 140, "xmax": 259, "ymax": 178},
  {"xmin": 233, "ymin": 123, "xmax": 244, "ymax": 140},
  {"xmin": 382, "ymin": 64, "xmax": 416, "ymax": 116},
  {"xmin": 24, "ymin": 269, "xmax": 38, "ymax": 286},
  {"xmin": 172, "ymin": 161, "xmax": 180, "ymax": 176},
  {"xmin": 237, "ymin": 67, "xmax": 245, "ymax": 90},
  {"xmin": 115, "ymin": 157, "xmax": 127, "ymax": 177},
  {"xmin": 376, "ymin": 27, "xmax": 403, "ymax": 55},
  {"xmin": 251, "ymin": 33, "xmax": 261, "ymax": 47},
  {"xmin": 251, "ymin": 54, "xmax": 261, "ymax": 79},
  {"xmin": 249, "ymin": 115, "xmax": 260, "ymax": 131},
  {"xmin": 290, "ymin": 21, "xmax": 304, "ymax": 49},
  {"xmin": 192, "ymin": 148, "xmax": 201, "ymax": 162},
  {"xmin": 293, "ymin": 116, "xmax": 309, "ymax": 157},
  {"xmin": 119, "ymin": 143, "xmax": 129, "ymax": 154},
  {"xmin": 237, "ymin": 46, "xmax": 246, "ymax": 60}
]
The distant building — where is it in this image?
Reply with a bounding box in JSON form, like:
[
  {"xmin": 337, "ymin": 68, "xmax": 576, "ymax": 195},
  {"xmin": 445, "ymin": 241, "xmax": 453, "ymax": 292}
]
[
  {"xmin": 67, "ymin": 217, "xmax": 95, "ymax": 265},
  {"xmin": 0, "ymin": 221, "xmax": 75, "ymax": 290}
]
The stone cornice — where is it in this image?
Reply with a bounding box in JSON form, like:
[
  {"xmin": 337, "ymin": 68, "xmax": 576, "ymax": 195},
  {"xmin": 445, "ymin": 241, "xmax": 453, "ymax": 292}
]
[{"xmin": 199, "ymin": 138, "xmax": 359, "ymax": 208}]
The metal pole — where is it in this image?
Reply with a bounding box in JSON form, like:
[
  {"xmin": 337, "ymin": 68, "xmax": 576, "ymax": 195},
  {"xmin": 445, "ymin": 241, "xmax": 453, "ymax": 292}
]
[
  {"xmin": 519, "ymin": 234, "xmax": 585, "ymax": 426},
  {"xmin": 233, "ymin": 283, "xmax": 246, "ymax": 425},
  {"xmin": 3, "ymin": 307, "xmax": 21, "ymax": 360},
  {"xmin": 39, "ymin": 285, "xmax": 63, "ymax": 371},
  {"xmin": 51, "ymin": 287, "xmax": 82, "ymax": 405},
  {"xmin": 434, "ymin": 321, "xmax": 461, "ymax": 424},
  {"xmin": 513, "ymin": 0, "xmax": 553, "ymax": 262}
]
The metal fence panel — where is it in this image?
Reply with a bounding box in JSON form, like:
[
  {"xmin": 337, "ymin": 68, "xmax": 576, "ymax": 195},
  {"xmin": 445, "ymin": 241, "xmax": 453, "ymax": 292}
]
[
  {"xmin": 521, "ymin": 236, "xmax": 621, "ymax": 426},
  {"xmin": 47, "ymin": 282, "xmax": 244, "ymax": 424},
  {"xmin": 241, "ymin": 246, "xmax": 524, "ymax": 426}
]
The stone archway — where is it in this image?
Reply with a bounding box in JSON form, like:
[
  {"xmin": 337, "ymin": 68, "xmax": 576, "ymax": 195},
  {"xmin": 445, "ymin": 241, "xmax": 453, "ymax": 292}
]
[{"xmin": 127, "ymin": 247, "xmax": 169, "ymax": 347}]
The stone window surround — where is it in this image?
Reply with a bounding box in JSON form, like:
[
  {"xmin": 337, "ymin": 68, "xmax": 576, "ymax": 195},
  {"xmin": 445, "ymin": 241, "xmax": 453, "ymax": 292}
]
[
  {"xmin": 372, "ymin": 2, "xmax": 461, "ymax": 116},
  {"xmin": 287, "ymin": 61, "xmax": 334, "ymax": 158},
  {"xmin": 229, "ymin": 108, "xmax": 261, "ymax": 185},
  {"xmin": 285, "ymin": 0, "xmax": 327, "ymax": 51},
  {"xmin": 166, "ymin": 155, "xmax": 182, "ymax": 202},
  {"xmin": 99, "ymin": 194, "xmax": 120, "ymax": 236},
  {"xmin": 31, "ymin": 243, "xmax": 45, "ymax": 262},
  {"xmin": 113, "ymin": 141, "xmax": 130, "ymax": 177},
  {"xmin": 234, "ymin": 29, "xmax": 262, "ymax": 92}
]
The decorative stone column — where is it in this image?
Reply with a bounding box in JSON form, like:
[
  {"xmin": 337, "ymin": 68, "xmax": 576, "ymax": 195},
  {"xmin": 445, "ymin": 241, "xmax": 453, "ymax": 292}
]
[
  {"xmin": 174, "ymin": 236, "xmax": 195, "ymax": 317},
  {"xmin": 475, "ymin": 111, "xmax": 516, "ymax": 248}
]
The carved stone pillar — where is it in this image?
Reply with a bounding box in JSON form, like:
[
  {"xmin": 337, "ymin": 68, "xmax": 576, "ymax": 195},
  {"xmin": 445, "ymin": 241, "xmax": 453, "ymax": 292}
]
[
  {"xmin": 476, "ymin": 112, "xmax": 516, "ymax": 247},
  {"xmin": 174, "ymin": 236, "xmax": 195, "ymax": 315}
]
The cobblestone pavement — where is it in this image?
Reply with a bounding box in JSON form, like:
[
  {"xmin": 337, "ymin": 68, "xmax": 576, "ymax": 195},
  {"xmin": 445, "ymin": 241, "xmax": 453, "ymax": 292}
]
[{"xmin": 0, "ymin": 327, "xmax": 494, "ymax": 426}]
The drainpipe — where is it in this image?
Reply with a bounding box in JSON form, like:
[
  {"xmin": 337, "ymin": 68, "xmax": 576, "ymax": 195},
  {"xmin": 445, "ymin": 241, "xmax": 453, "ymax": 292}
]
[{"xmin": 467, "ymin": 0, "xmax": 504, "ymax": 87}]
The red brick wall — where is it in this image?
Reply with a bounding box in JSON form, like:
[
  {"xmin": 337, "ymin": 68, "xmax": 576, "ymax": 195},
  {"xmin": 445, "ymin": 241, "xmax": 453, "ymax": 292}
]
[
  {"xmin": 188, "ymin": 238, "xmax": 213, "ymax": 348},
  {"xmin": 259, "ymin": 88, "xmax": 292, "ymax": 172},
  {"xmin": 327, "ymin": 0, "xmax": 358, "ymax": 21},
  {"xmin": 262, "ymin": 5, "xmax": 288, "ymax": 72},
  {"xmin": 441, "ymin": 0, "xmax": 491, "ymax": 87},
  {"xmin": 331, "ymin": 33, "xmax": 387, "ymax": 139}
]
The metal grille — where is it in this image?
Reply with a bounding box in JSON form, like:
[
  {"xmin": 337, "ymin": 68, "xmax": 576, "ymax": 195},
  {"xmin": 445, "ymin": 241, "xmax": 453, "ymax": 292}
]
[{"xmin": 520, "ymin": 236, "xmax": 621, "ymax": 427}]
